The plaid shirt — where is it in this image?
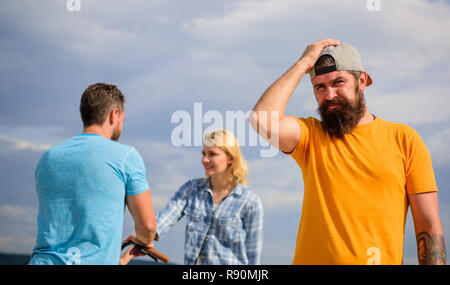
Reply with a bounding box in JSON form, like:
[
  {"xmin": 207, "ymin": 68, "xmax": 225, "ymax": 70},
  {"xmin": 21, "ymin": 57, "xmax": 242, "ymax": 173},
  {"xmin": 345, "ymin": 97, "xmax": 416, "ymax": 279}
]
[{"xmin": 156, "ymin": 178, "xmax": 263, "ymax": 265}]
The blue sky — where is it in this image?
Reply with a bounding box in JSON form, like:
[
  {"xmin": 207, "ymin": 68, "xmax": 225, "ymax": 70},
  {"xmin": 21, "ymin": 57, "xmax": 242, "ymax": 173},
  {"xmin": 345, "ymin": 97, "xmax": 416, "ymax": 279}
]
[{"xmin": 0, "ymin": 0, "xmax": 449, "ymax": 264}]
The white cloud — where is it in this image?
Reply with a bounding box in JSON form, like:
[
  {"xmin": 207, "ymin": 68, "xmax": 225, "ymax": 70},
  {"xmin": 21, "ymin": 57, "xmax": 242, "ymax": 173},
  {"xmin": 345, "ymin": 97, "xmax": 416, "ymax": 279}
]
[
  {"xmin": 0, "ymin": 204, "xmax": 28, "ymax": 217},
  {"xmin": 122, "ymin": 49, "xmax": 273, "ymax": 116},
  {"xmin": 0, "ymin": 237, "xmax": 14, "ymax": 249},
  {"xmin": 181, "ymin": 0, "xmax": 450, "ymax": 70},
  {"xmin": 367, "ymin": 87, "xmax": 450, "ymax": 125},
  {"xmin": 247, "ymin": 156, "xmax": 303, "ymax": 209},
  {"xmin": 0, "ymin": 204, "xmax": 37, "ymax": 254},
  {"xmin": 0, "ymin": 204, "xmax": 36, "ymax": 224},
  {"xmin": 181, "ymin": 0, "xmax": 292, "ymax": 44},
  {"xmin": 0, "ymin": 1, "xmax": 177, "ymax": 60},
  {"xmin": 262, "ymin": 242, "xmax": 295, "ymax": 264},
  {"xmin": 0, "ymin": 134, "xmax": 51, "ymax": 153},
  {"xmin": 427, "ymin": 128, "xmax": 450, "ymax": 165},
  {"xmin": 364, "ymin": 1, "xmax": 450, "ymax": 72}
]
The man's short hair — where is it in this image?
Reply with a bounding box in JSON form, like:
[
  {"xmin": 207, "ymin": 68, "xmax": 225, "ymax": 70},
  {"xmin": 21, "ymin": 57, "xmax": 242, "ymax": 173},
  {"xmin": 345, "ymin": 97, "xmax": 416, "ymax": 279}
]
[
  {"xmin": 314, "ymin": 55, "xmax": 361, "ymax": 84},
  {"xmin": 80, "ymin": 83, "xmax": 125, "ymax": 127}
]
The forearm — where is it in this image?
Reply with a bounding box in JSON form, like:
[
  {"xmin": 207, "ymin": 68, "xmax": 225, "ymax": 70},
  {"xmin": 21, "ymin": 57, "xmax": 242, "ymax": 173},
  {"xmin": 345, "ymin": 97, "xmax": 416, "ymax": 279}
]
[
  {"xmin": 251, "ymin": 60, "xmax": 308, "ymax": 134},
  {"xmin": 135, "ymin": 222, "xmax": 157, "ymax": 245},
  {"xmin": 154, "ymin": 211, "xmax": 178, "ymax": 237},
  {"xmin": 126, "ymin": 190, "xmax": 157, "ymax": 247},
  {"xmin": 154, "ymin": 182, "xmax": 193, "ymax": 236},
  {"xmin": 416, "ymin": 230, "xmax": 446, "ymax": 265},
  {"xmin": 409, "ymin": 192, "xmax": 446, "ymax": 265},
  {"xmin": 156, "ymin": 195, "xmax": 188, "ymax": 236}
]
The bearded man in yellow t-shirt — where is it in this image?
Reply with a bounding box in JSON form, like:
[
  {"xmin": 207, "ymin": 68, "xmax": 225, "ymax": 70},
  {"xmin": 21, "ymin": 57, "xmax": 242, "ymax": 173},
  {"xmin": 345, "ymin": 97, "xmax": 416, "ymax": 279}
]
[{"xmin": 251, "ymin": 39, "xmax": 446, "ymax": 265}]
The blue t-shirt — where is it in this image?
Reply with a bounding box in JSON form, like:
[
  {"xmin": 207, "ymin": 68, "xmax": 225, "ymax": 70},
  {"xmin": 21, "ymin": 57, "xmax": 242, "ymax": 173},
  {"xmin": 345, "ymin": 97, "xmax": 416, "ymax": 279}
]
[{"xmin": 29, "ymin": 133, "xmax": 149, "ymax": 265}]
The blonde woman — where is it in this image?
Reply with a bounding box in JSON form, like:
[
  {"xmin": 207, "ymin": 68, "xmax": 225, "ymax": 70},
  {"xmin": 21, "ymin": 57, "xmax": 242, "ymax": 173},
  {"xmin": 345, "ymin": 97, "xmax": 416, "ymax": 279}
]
[{"xmin": 156, "ymin": 129, "xmax": 263, "ymax": 265}]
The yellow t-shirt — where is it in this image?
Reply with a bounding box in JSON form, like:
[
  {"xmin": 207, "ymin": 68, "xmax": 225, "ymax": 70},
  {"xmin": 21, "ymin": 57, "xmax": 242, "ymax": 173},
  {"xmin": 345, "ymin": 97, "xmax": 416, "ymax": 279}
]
[{"xmin": 288, "ymin": 117, "xmax": 437, "ymax": 265}]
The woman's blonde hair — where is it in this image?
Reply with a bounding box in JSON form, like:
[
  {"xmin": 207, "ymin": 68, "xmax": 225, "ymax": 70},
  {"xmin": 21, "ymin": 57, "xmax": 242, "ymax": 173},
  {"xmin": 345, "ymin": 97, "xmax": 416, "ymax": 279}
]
[{"xmin": 203, "ymin": 129, "xmax": 249, "ymax": 186}]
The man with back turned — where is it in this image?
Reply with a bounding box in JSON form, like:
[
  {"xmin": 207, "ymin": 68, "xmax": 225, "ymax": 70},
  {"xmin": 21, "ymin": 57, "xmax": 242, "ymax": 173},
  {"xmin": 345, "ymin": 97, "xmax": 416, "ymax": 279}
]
[{"xmin": 29, "ymin": 83, "xmax": 157, "ymax": 265}]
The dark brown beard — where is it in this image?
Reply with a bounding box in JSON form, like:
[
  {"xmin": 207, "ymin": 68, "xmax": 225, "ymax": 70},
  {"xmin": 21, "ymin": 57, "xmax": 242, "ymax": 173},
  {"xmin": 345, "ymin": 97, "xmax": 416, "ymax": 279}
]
[
  {"xmin": 111, "ymin": 126, "xmax": 122, "ymax": 142},
  {"xmin": 318, "ymin": 89, "xmax": 366, "ymax": 138}
]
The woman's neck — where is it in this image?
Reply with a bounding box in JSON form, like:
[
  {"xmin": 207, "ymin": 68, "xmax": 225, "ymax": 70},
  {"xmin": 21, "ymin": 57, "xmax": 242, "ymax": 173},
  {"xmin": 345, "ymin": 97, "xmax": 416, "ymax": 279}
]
[{"xmin": 210, "ymin": 172, "xmax": 234, "ymax": 193}]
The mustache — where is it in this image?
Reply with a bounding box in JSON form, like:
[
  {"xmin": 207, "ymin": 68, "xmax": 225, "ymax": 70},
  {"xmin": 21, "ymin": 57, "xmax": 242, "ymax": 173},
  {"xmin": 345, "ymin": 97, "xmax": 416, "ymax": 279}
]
[{"xmin": 320, "ymin": 95, "xmax": 348, "ymax": 109}]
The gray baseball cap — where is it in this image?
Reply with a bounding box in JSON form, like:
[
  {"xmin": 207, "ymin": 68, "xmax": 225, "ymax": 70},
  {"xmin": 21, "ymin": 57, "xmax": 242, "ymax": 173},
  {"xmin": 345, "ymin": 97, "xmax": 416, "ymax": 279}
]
[{"xmin": 310, "ymin": 42, "xmax": 372, "ymax": 86}]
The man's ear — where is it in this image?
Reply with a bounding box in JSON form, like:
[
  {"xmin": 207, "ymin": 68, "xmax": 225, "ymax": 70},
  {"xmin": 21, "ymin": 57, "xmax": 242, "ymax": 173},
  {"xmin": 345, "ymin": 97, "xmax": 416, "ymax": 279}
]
[
  {"xmin": 359, "ymin": 72, "xmax": 368, "ymax": 93},
  {"xmin": 109, "ymin": 108, "xmax": 120, "ymax": 125}
]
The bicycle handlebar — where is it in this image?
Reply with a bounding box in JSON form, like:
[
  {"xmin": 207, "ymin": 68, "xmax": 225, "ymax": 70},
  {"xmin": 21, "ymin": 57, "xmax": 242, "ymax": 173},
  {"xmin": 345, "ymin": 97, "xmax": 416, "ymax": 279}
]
[{"xmin": 121, "ymin": 240, "xmax": 170, "ymax": 263}]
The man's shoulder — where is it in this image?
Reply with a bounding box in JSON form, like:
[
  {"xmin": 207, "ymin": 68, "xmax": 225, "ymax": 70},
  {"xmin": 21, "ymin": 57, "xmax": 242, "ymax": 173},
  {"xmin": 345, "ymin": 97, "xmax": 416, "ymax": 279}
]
[
  {"xmin": 91, "ymin": 136, "xmax": 135, "ymax": 152},
  {"xmin": 296, "ymin": 116, "xmax": 320, "ymax": 124},
  {"xmin": 80, "ymin": 134, "xmax": 137, "ymax": 153},
  {"xmin": 377, "ymin": 118, "xmax": 419, "ymax": 136},
  {"xmin": 43, "ymin": 135, "xmax": 138, "ymax": 162},
  {"xmin": 291, "ymin": 116, "xmax": 322, "ymax": 132}
]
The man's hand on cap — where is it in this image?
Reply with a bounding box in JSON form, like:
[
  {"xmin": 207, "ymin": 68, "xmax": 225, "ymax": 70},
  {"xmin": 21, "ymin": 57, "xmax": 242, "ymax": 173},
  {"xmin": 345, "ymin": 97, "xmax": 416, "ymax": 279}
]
[{"xmin": 299, "ymin": 38, "xmax": 340, "ymax": 73}]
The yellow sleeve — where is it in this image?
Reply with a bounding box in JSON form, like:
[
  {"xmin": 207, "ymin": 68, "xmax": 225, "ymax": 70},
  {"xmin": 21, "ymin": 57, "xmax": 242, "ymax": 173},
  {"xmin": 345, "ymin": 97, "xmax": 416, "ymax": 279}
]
[
  {"xmin": 405, "ymin": 128, "xmax": 438, "ymax": 194},
  {"xmin": 284, "ymin": 117, "xmax": 312, "ymax": 168}
]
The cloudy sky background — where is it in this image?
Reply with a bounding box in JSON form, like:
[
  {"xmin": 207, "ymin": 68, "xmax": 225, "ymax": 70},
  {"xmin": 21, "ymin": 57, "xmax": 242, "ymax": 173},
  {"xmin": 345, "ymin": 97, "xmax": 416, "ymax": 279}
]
[{"xmin": 0, "ymin": 0, "xmax": 449, "ymax": 264}]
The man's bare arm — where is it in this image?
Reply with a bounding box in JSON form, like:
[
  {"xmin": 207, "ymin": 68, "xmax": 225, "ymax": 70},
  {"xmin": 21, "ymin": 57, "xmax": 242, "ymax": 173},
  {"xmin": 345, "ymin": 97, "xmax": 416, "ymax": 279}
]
[
  {"xmin": 126, "ymin": 189, "xmax": 157, "ymax": 248},
  {"xmin": 409, "ymin": 192, "xmax": 446, "ymax": 265},
  {"xmin": 416, "ymin": 232, "xmax": 446, "ymax": 265},
  {"xmin": 250, "ymin": 39, "xmax": 340, "ymax": 153}
]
